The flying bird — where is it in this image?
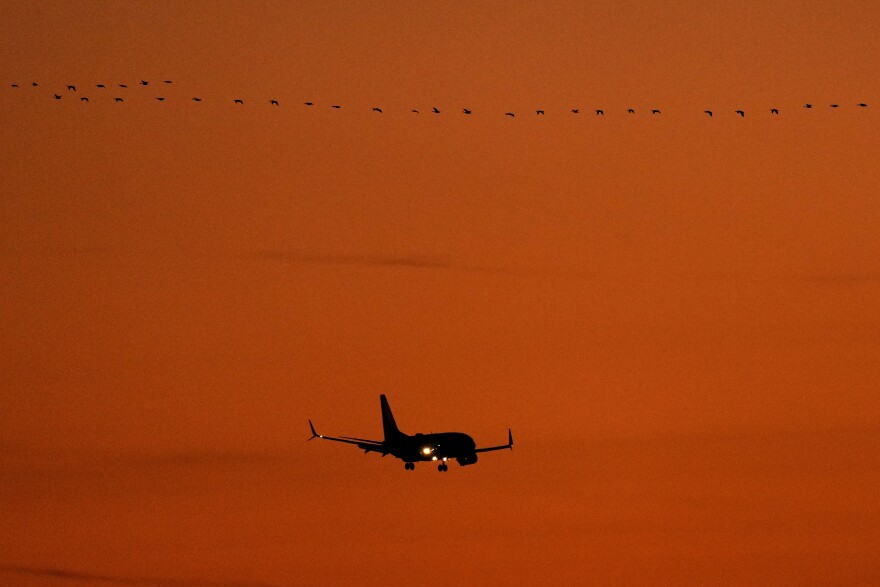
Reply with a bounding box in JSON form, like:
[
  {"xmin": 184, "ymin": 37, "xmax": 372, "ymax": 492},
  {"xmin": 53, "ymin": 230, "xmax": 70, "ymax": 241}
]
[
  {"xmin": 67, "ymin": 85, "xmax": 76, "ymax": 91},
  {"xmin": 304, "ymin": 102, "xmax": 314, "ymax": 106},
  {"xmin": 234, "ymin": 99, "xmax": 244, "ymax": 104},
  {"xmin": 804, "ymin": 103, "xmax": 812, "ymax": 108},
  {"xmin": 462, "ymin": 108, "xmax": 472, "ymax": 114},
  {"xmin": 432, "ymin": 107, "xmax": 440, "ymax": 113},
  {"xmin": 53, "ymin": 94, "xmax": 61, "ymax": 100},
  {"xmin": 331, "ymin": 105, "xmax": 341, "ymax": 109},
  {"xmin": 830, "ymin": 104, "xmax": 839, "ymax": 108},
  {"xmin": 80, "ymin": 97, "xmax": 89, "ymax": 102},
  {"xmin": 192, "ymin": 97, "xmax": 202, "ymax": 102},
  {"xmin": 857, "ymin": 103, "xmax": 868, "ymax": 107},
  {"xmin": 118, "ymin": 84, "xmax": 128, "ymax": 88},
  {"xmin": 140, "ymin": 80, "xmax": 149, "ymax": 86},
  {"xmin": 735, "ymin": 110, "xmax": 745, "ymax": 117},
  {"xmin": 771, "ymin": 108, "xmax": 779, "ymax": 114},
  {"xmin": 627, "ymin": 108, "xmax": 635, "ymax": 114},
  {"xmin": 536, "ymin": 110, "xmax": 544, "ymax": 115},
  {"xmin": 505, "ymin": 112, "xmax": 515, "ymax": 117},
  {"xmin": 411, "ymin": 109, "xmax": 419, "ymax": 113},
  {"xmin": 31, "ymin": 82, "xmax": 38, "ymax": 87},
  {"xmin": 651, "ymin": 109, "xmax": 661, "ymax": 114},
  {"xmin": 595, "ymin": 109, "xmax": 604, "ymax": 115},
  {"xmin": 571, "ymin": 108, "xmax": 579, "ymax": 114},
  {"xmin": 156, "ymin": 97, "xmax": 165, "ymax": 101},
  {"xmin": 163, "ymin": 80, "xmax": 172, "ymax": 84},
  {"xmin": 271, "ymin": 100, "xmax": 279, "ymax": 106},
  {"xmin": 372, "ymin": 107, "xmax": 383, "ymax": 113},
  {"xmin": 10, "ymin": 83, "xmax": 18, "ymax": 88},
  {"xmin": 115, "ymin": 97, "xmax": 123, "ymax": 102},
  {"xmin": 96, "ymin": 84, "xmax": 105, "ymax": 88},
  {"xmin": 704, "ymin": 110, "xmax": 713, "ymax": 117}
]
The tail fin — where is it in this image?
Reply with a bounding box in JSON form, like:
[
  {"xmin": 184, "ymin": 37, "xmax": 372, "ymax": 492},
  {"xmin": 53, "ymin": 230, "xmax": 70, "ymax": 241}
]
[{"xmin": 380, "ymin": 394, "xmax": 403, "ymax": 441}]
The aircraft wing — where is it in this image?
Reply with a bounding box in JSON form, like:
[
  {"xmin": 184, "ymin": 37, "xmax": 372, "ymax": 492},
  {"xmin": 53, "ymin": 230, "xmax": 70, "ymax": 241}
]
[
  {"xmin": 474, "ymin": 429, "xmax": 514, "ymax": 453},
  {"xmin": 308, "ymin": 420, "xmax": 386, "ymax": 453}
]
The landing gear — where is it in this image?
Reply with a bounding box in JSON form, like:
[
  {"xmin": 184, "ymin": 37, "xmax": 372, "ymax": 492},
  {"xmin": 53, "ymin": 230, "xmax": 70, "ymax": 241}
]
[
  {"xmin": 438, "ymin": 463, "xmax": 448, "ymax": 472},
  {"xmin": 404, "ymin": 462, "xmax": 414, "ymax": 471}
]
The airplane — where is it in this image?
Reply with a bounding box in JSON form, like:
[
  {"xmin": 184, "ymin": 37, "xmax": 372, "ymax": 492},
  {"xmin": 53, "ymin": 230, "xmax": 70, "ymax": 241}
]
[{"xmin": 308, "ymin": 394, "xmax": 512, "ymax": 472}]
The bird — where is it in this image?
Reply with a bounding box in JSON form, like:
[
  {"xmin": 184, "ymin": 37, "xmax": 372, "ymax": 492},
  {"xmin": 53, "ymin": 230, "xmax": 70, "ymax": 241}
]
[
  {"xmin": 31, "ymin": 82, "xmax": 38, "ymax": 87},
  {"xmin": 331, "ymin": 104, "xmax": 341, "ymax": 109},
  {"xmin": 462, "ymin": 108, "xmax": 472, "ymax": 114},
  {"xmin": 804, "ymin": 103, "xmax": 812, "ymax": 108},
  {"xmin": 234, "ymin": 99, "xmax": 244, "ymax": 104},
  {"xmin": 192, "ymin": 97, "xmax": 202, "ymax": 102},
  {"xmin": 53, "ymin": 94, "xmax": 61, "ymax": 100},
  {"xmin": 704, "ymin": 110, "xmax": 713, "ymax": 117},
  {"xmin": 140, "ymin": 80, "xmax": 149, "ymax": 86},
  {"xmin": 163, "ymin": 80, "xmax": 172, "ymax": 84},
  {"xmin": 96, "ymin": 84, "xmax": 105, "ymax": 88},
  {"xmin": 505, "ymin": 112, "xmax": 515, "ymax": 117},
  {"xmin": 651, "ymin": 109, "xmax": 661, "ymax": 114},
  {"xmin": 536, "ymin": 110, "xmax": 545, "ymax": 115},
  {"xmin": 271, "ymin": 100, "xmax": 280, "ymax": 106},
  {"xmin": 735, "ymin": 110, "xmax": 745, "ymax": 117},
  {"xmin": 10, "ymin": 83, "xmax": 18, "ymax": 88},
  {"xmin": 830, "ymin": 104, "xmax": 839, "ymax": 108},
  {"xmin": 432, "ymin": 107, "xmax": 440, "ymax": 113},
  {"xmin": 67, "ymin": 85, "xmax": 76, "ymax": 91},
  {"xmin": 571, "ymin": 108, "xmax": 579, "ymax": 114},
  {"xmin": 80, "ymin": 97, "xmax": 89, "ymax": 102},
  {"xmin": 771, "ymin": 108, "xmax": 779, "ymax": 114},
  {"xmin": 372, "ymin": 107, "xmax": 383, "ymax": 113},
  {"xmin": 118, "ymin": 84, "xmax": 128, "ymax": 88},
  {"xmin": 595, "ymin": 109, "xmax": 604, "ymax": 115},
  {"xmin": 304, "ymin": 102, "xmax": 314, "ymax": 106},
  {"xmin": 411, "ymin": 109, "xmax": 419, "ymax": 113},
  {"xmin": 115, "ymin": 97, "xmax": 123, "ymax": 102},
  {"xmin": 857, "ymin": 103, "xmax": 868, "ymax": 108},
  {"xmin": 627, "ymin": 108, "xmax": 635, "ymax": 114},
  {"xmin": 156, "ymin": 97, "xmax": 165, "ymax": 101}
]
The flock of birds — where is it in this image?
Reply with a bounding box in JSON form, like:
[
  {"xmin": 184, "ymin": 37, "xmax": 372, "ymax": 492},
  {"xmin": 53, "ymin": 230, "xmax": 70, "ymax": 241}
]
[{"xmin": 7, "ymin": 80, "xmax": 871, "ymax": 118}]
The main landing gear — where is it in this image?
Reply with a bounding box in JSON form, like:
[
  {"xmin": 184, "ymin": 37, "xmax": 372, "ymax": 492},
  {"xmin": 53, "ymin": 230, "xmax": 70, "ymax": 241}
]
[
  {"xmin": 405, "ymin": 462, "xmax": 415, "ymax": 470},
  {"xmin": 438, "ymin": 463, "xmax": 448, "ymax": 472}
]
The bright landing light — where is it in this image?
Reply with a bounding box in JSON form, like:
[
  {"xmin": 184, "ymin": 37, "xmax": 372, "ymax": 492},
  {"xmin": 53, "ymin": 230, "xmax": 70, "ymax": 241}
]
[{"xmin": 422, "ymin": 447, "xmax": 432, "ymax": 455}]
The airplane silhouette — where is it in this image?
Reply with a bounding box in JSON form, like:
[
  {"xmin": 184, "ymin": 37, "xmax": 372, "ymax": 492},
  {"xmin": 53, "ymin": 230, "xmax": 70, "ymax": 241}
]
[{"xmin": 308, "ymin": 394, "xmax": 513, "ymax": 472}]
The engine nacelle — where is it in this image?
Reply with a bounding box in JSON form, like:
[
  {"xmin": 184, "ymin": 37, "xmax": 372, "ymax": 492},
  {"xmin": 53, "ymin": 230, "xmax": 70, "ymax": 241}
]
[{"xmin": 456, "ymin": 453, "xmax": 478, "ymax": 466}]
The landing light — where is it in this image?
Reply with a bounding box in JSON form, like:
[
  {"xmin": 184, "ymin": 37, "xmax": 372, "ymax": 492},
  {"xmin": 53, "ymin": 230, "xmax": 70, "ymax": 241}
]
[
  {"xmin": 421, "ymin": 447, "xmax": 432, "ymax": 455},
  {"xmin": 432, "ymin": 456, "xmax": 438, "ymax": 461}
]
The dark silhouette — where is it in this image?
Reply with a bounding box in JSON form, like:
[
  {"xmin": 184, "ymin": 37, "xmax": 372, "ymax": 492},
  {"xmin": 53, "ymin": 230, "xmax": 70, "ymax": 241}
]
[
  {"xmin": 651, "ymin": 109, "xmax": 661, "ymax": 114},
  {"xmin": 704, "ymin": 110, "xmax": 713, "ymax": 117},
  {"xmin": 771, "ymin": 108, "xmax": 779, "ymax": 114},
  {"xmin": 536, "ymin": 110, "xmax": 544, "ymax": 115},
  {"xmin": 80, "ymin": 97, "xmax": 88, "ymax": 102},
  {"xmin": 571, "ymin": 108, "xmax": 579, "ymax": 114},
  {"xmin": 163, "ymin": 80, "xmax": 172, "ymax": 84},
  {"xmin": 115, "ymin": 97, "xmax": 123, "ymax": 102},
  {"xmin": 140, "ymin": 80, "xmax": 149, "ymax": 86},
  {"xmin": 192, "ymin": 97, "xmax": 202, "ymax": 102},
  {"xmin": 309, "ymin": 395, "xmax": 512, "ymax": 472},
  {"xmin": 53, "ymin": 94, "xmax": 61, "ymax": 100},
  {"xmin": 505, "ymin": 112, "xmax": 515, "ymax": 117},
  {"xmin": 304, "ymin": 102, "xmax": 314, "ymax": 106},
  {"xmin": 627, "ymin": 108, "xmax": 635, "ymax": 113},
  {"xmin": 31, "ymin": 82, "xmax": 38, "ymax": 87},
  {"xmin": 432, "ymin": 107, "xmax": 440, "ymax": 113},
  {"xmin": 67, "ymin": 85, "xmax": 76, "ymax": 91},
  {"xmin": 331, "ymin": 105, "xmax": 341, "ymax": 109},
  {"xmin": 11, "ymin": 84, "xmax": 18, "ymax": 88},
  {"xmin": 830, "ymin": 104, "xmax": 839, "ymax": 108},
  {"xmin": 372, "ymin": 107, "xmax": 383, "ymax": 113},
  {"xmin": 96, "ymin": 84, "xmax": 105, "ymax": 88},
  {"xmin": 858, "ymin": 103, "xmax": 868, "ymax": 108},
  {"xmin": 118, "ymin": 84, "xmax": 127, "ymax": 88},
  {"xmin": 804, "ymin": 103, "xmax": 812, "ymax": 108},
  {"xmin": 234, "ymin": 99, "xmax": 244, "ymax": 104},
  {"xmin": 595, "ymin": 109, "xmax": 604, "ymax": 115},
  {"xmin": 735, "ymin": 110, "xmax": 745, "ymax": 117},
  {"xmin": 271, "ymin": 100, "xmax": 280, "ymax": 106},
  {"xmin": 156, "ymin": 97, "xmax": 165, "ymax": 101},
  {"xmin": 411, "ymin": 109, "xmax": 419, "ymax": 113},
  {"xmin": 462, "ymin": 108, "xmax": 472, "ymax": 114}
]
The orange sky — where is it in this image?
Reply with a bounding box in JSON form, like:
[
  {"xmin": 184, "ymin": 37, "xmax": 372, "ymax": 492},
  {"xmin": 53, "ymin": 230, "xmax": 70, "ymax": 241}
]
[{"xmin": 2, "ymin": 1, "xmax": 879, "ymax": 585}]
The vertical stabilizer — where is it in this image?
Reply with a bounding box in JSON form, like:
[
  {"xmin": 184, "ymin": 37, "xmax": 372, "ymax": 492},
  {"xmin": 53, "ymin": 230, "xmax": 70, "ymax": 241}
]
[{"xmin": 380, "ymin": 394, "xmax": 403, "ymax": 441}]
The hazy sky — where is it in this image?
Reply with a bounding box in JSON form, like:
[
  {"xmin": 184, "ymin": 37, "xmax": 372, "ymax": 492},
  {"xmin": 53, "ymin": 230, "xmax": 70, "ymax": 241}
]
[{"xmin": 2, "ymin": 1, "xmax": 879, "ymax": 585}]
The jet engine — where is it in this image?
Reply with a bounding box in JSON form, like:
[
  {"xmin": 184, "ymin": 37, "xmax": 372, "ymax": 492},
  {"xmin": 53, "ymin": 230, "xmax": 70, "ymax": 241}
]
[{"xmin": 456, "ymin": 453, "xmax": 478, "ymax": 466}]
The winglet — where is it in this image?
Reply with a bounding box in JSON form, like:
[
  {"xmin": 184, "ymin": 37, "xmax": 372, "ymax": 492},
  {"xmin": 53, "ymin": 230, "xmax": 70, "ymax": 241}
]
[
  {"xmin": 308, "ymin": 419, "xmax": 320, "ymax": 441},
  {"xmin": 508, "ymin": 428, "xmax": 513, "ymax": 450}
]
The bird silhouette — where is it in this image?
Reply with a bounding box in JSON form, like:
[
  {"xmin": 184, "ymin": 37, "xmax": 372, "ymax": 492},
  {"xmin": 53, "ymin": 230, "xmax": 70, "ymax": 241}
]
[
  {"xmin": 96, "ymin": 84, "xmax": 105, "ymax": 88},
  {"xmin": 271, "ymin": 100, "xmax": 280, "ymax": 106},
  {"xmin": 304, "ymin": 102, "xmax": 314, "ymax": 106},
  {"xmin": 804, "ymin": 103, "xmax": 812, "ymax": 108},
  {"xmin": 140, "ymin": 80, "xmax": 149, "ymax": 86},
  {"xmin": 331, "ymin": 104, "xmax": 341, "ymax": 109},
  {"xmin": 627, "ymin": 108, "xmax": 635, "ymax": 114},
  {"xmin": 771, "ymin": 108, "xmax": 779, "ymax": 114},
  {"xmin": 830, "ymin": 104, "xmax": 839, "ymax": 108},
  {"xmin": 462, "ymin": 108, "xmax": 472, "ymax": 114},
  {"xmin": 536, "ymin": 110, "xmax": 544, "ymax": 115},
  {"xmin": 704, "ymin": 110, "xmax": 713, "ymax": 117},
  {"xmin": 156, "ymin": 97, "xmax": 165, "ymax": 101},
  {"xmin": 595, "ymin": 109, "xmax": 604, "ymax": 115},
  {"xmin": 411, "ymin": 109, "xmax": 419, "ymax": 113},
  {"xmin": 11, "ymin": 83, "xmax": 18, "ymax": 88},
  {"xmin": 857, "ymin": 103, "xmax": 868, "ymax": 108},
  {"xmin": 651, "ymin": 109, "xmax": 661, "ymax": 114},
  {"xmin": 234, "ymin": 99, "xmax": 244, "ymax": 104},
  {"xmin": 119, "ymin": 84, "xmax": 128, "ymax": 88},
  {"xmin": 372, "ymin": 107, "xmax": 383, "ymax": 113},
  {"xmin": 163, "ymin": 80, "xmax": 172, "ymax": 84},
  {"xmin": 192, "ymin": 97, "xmax": 202, "ymax": 102},
  {"xmin": 31, "ymin": 82, "xmax": 38, "ymax": 87},
  {"xmin": 80, "ymin": 97, "xmax": 89, "ymax": 102},
  {"xmin": 67, "ymin": 85, "xmax": 76, "ymax": 91},
  {"xmin": 53, "ymin": 94, "xmax": 61, "ymax": 100},
  {"xmin": 735, "ymin": 110, "xmax": 745, "ymax": 117},
  {"xmin": 571, "ymin": 108, "xmax": 579, "ymax": 114},
  {"xmin": 432, "ymin": 107, "xmax": 440, "ymax": 113},
  {"xmin": 115, "ymin": 97, "xmax": 123, "ymax": 102},
  {"xmin": 505, "ymin": 112, "xmax": 515, "ymax": 117}
]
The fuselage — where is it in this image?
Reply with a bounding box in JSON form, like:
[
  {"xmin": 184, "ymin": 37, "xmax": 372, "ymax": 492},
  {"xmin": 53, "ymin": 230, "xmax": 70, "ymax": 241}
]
[{"xmin": 388, "ymin": 431, "xmax": 478, "ymax": 465}]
